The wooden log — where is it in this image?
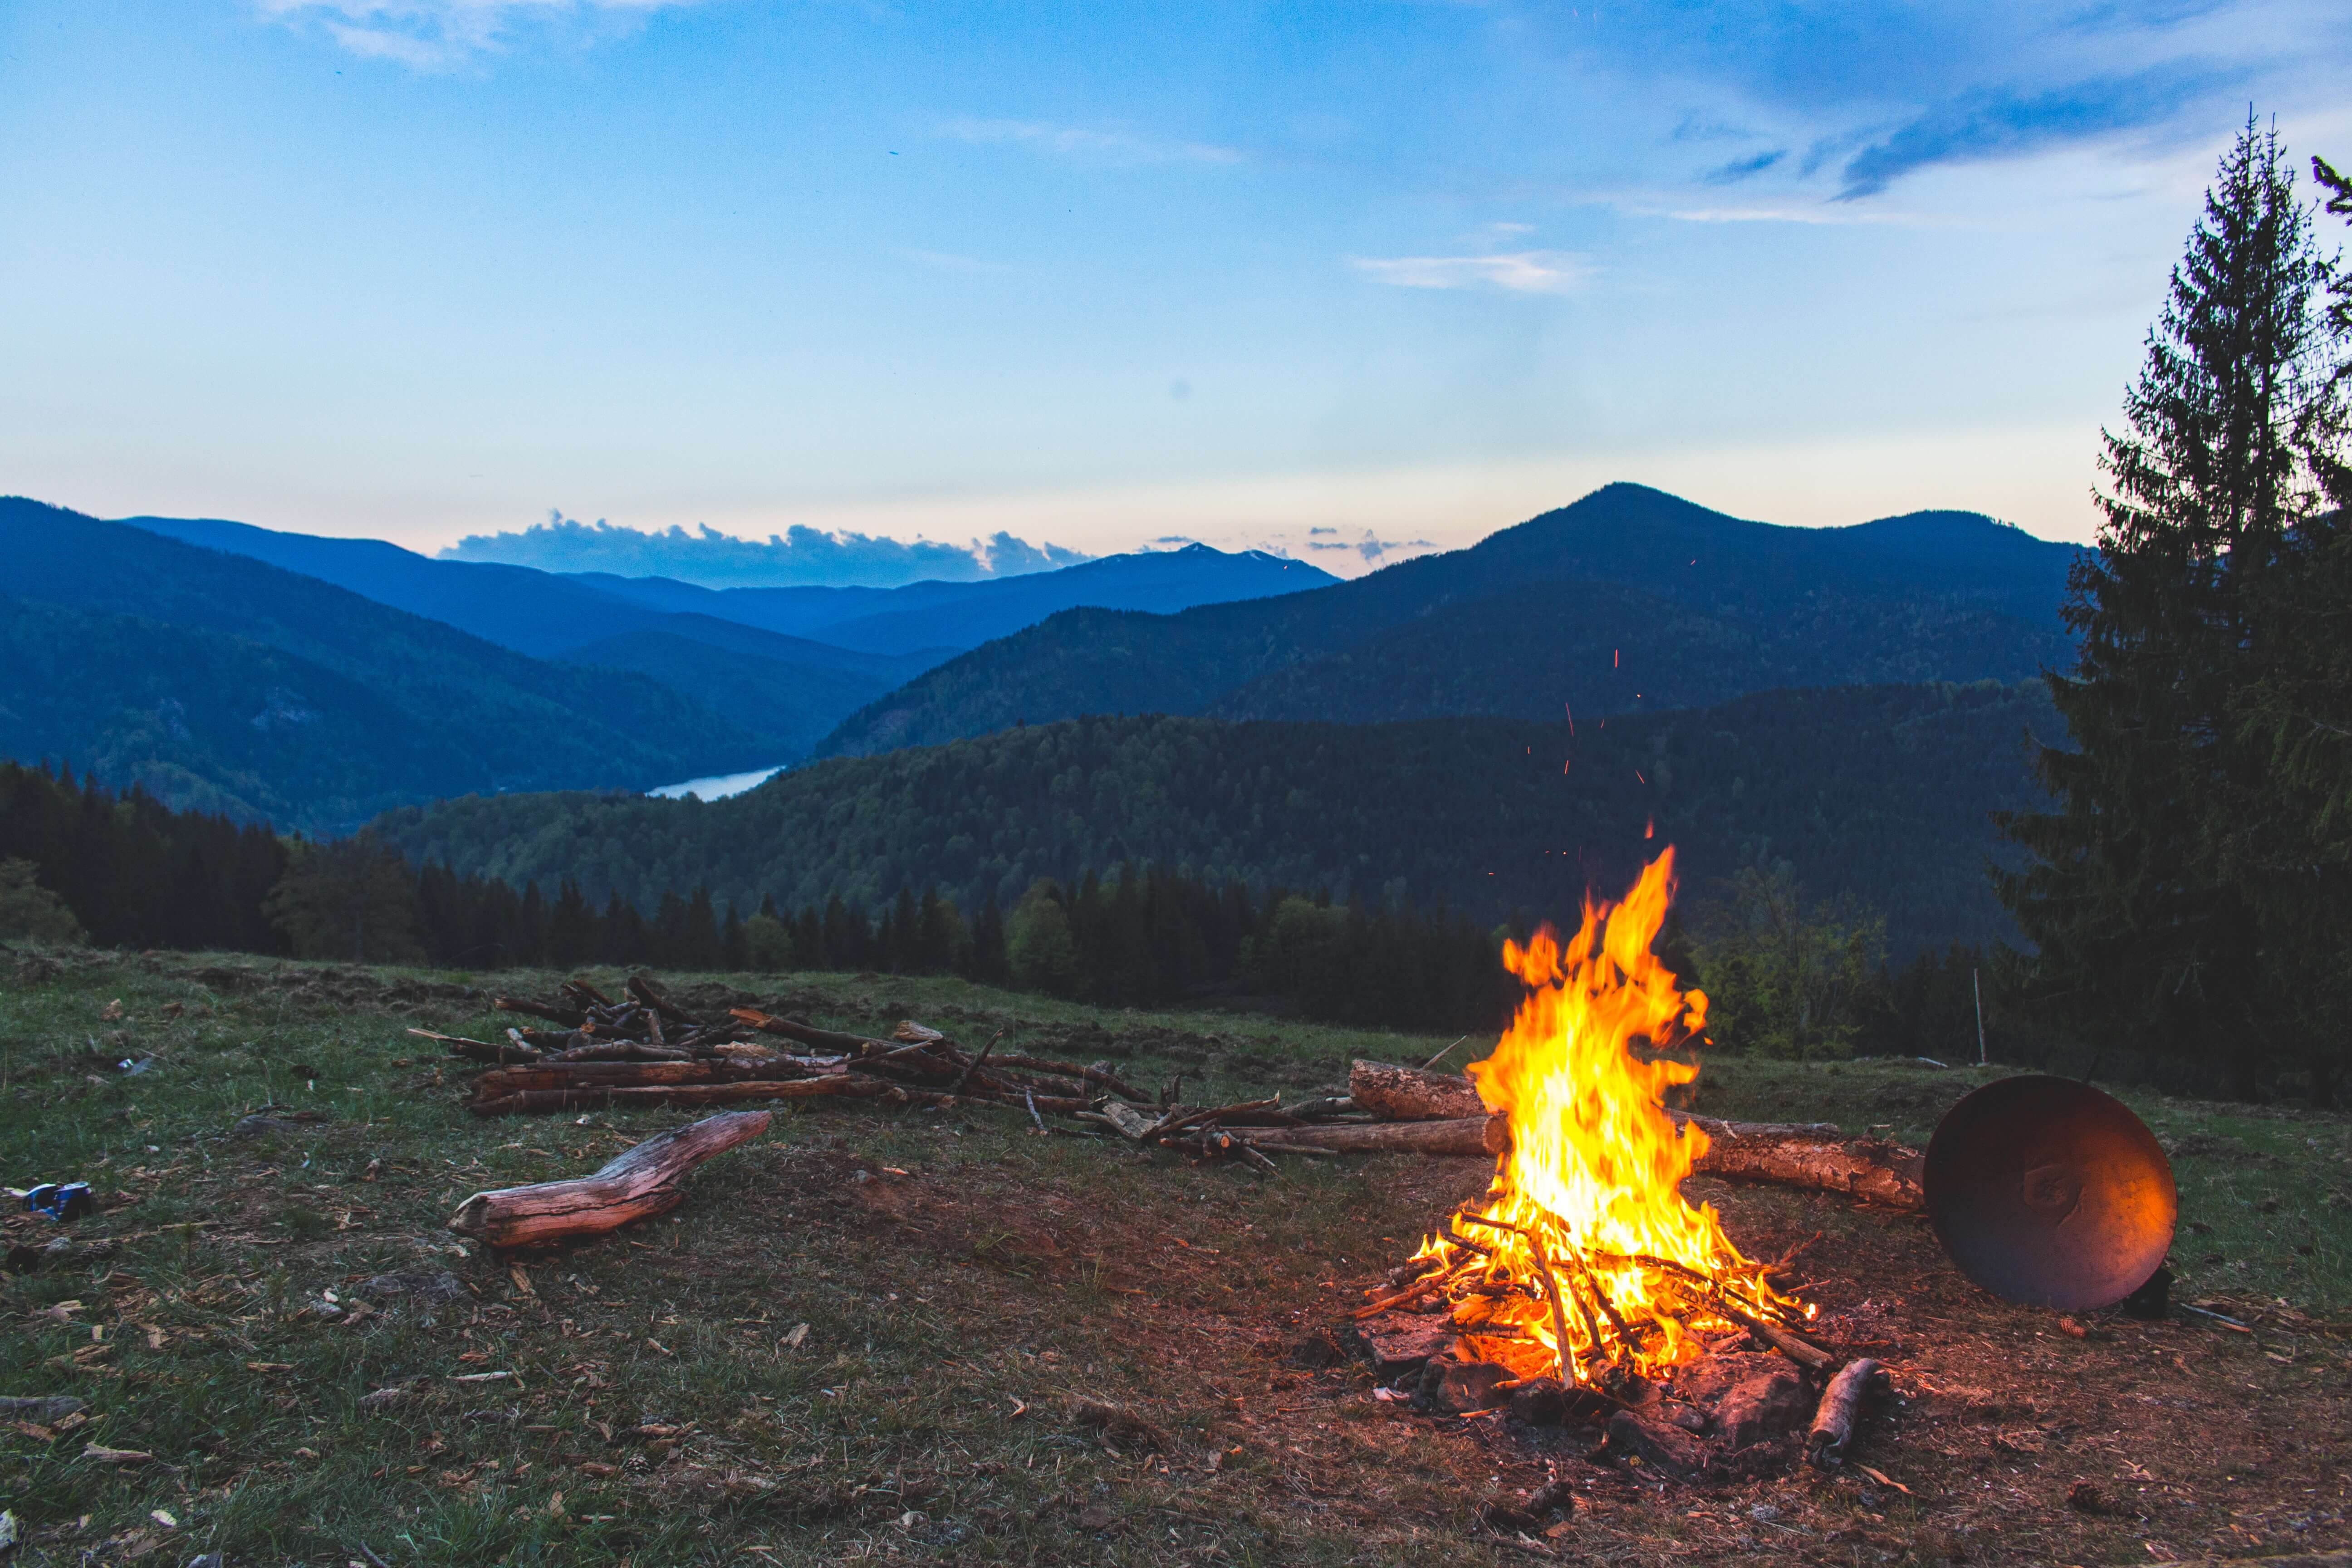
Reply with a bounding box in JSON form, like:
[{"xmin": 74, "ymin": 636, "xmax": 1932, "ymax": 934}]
[
  {"xmin": 1343, "ymin": 1061, "xmax": 1923, "ymax": 1209},
  {"xmin": 553, "ymin": 1040, "xmax": 695, "ymax": 1063},
  {"xmin": 1240, "ymin": 1117, "xmax": 1508, "ymax": 1156},
  {"xmin": 1678, "ymin": 1117, "xmax": 1925, "ymax": 1212},
  {"xmin": 408, "ymin": 1028, "xmax": 539, "ymax": 1065},
  {"xmin": 1807, "ymin": 1357, "xmax": 1888, "ymax": 1468},
  {"xmin": 730, "ymin": 1008, "xmax": 889, "ymax": 1055},
  {"xmin": 989, "ymin": 1056, "xmax": 1146, "ymax": 1102},
  {"xmin": 627, "ymin": 974, "xmax": 702, "ymax": 1025},
  {"xmin": 470, "ymin": 1059, "xmax": 837, "ymax": 1095},
  {"xmin": 447, "ymin": 1109, "xmax": 769, "ymax": 1247},
  {"xmin": 467, "ymin": 1078, "xmax": 885, "ymax": 1117},
  {"xmin": 1350, "ymin": 1059, "xmax": 1487, "ymax": 1121}
]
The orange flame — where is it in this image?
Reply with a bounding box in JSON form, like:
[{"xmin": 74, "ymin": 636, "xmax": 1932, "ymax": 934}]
[{"xmin": 1403, "ymin": 848, "xmax": 1801, "ymax": 1385}]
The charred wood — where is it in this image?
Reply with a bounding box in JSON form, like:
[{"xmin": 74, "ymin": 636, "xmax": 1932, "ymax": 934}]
[{"xmin": 1807, "ymin": 1357, "xmax": 1888, "ymax": 1468}]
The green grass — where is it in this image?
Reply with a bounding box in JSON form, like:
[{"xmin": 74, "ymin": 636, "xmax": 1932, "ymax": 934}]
[{"xmin": 0, "ymin": 948, "xmax": 2347, "ymax": 1566}]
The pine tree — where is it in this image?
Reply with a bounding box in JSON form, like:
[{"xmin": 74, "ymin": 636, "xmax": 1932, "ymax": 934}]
[{"xmin": 1998, "ymin": 118, "xmax": 2348, "ymax": 1100}]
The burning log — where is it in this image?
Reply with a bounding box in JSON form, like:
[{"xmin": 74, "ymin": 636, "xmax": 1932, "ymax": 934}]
[
  {"xmin": 447, "ymin": 1109, "xmax": 769, "ymax": 1248},
  {"xmin": 1343, "ymin": 1060, "xmax": 1925, "ymax": 1210},
  {"xmin": 1806, "ymin": 1357, "xmax": 1889, "ymax": 1467}
]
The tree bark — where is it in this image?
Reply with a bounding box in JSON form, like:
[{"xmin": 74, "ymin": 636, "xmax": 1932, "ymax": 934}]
[
  {"xmin": 1678, "ymin": 1114, "xmax": 1924, "ymax": 1210},
  {"xmin": 1350, "ymin": 1059, "xmax": 1487, "ymax": 1120},
  {"xmin": 447, "ymin": 1109, "xmax": 770, "ymax": 1248}
]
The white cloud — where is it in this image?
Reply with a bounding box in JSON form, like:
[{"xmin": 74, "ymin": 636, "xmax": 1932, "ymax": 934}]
[
  {"xmin": 1349, "ymin": 250, "xmax": 1592, "ymax": 295},
  {"xmin": 943, "ymin": 118, "xmax": 1244, "ymax": 167},
  {"xmin": 255, "ymin": 0, "xmax": 695, "ymax": 68}
]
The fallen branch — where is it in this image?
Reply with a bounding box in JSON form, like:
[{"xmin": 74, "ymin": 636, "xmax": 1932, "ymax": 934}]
[
  {"xmin": 408, "ymin": 1028, "xmax": 539, "ymax": 1065},
  {"xmin": 448, "ymin": 1109, "xmax": 770, "ymax": 1248}
]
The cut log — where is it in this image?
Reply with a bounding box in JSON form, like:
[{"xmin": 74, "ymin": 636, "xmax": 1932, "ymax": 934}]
[
  {"xmin": 1676, "ymin": 1116, "xmax": 1925, "ymax": 1212},
  {"xmin": 447, "ymin": 1109, "xmax": 770, "ymax": 1248},
  {"xmin": 1807, "ymin": 1357, "xmax": 1888, "ymax": 1468},
  {"xmin": 1350, "ymin": 1059, "xmax": 1487, "ymax": 1121},
  {"xmin": 1243, "ymin": 1117, "xmax": 1507, "ymax": 1156}
]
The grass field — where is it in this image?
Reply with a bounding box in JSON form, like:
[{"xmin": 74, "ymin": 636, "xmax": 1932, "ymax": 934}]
[{"xmin": 2, "ymin": 947, "xmax": 2348, "ymax": 1566}]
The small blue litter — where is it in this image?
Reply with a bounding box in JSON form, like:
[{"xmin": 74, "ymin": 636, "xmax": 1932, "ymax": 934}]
[{"xmin": 24, "ymin": 1183, "xmax": 93, "ymax": 1222}]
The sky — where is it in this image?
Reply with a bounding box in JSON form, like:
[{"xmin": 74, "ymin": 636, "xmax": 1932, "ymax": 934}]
[{"xmin": 4, "ymin": 0, "xmax": 2349, "ymax": 578}]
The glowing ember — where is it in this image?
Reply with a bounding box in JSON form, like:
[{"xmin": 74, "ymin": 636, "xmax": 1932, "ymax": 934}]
[{"xmin": 1397, "ymin": 848, "xmax": 1808, "ymax": 1386}]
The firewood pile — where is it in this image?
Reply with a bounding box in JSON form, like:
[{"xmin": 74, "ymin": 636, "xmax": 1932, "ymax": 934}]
[
  {"xmin": 408, "ymin": 977, "xmax": 1928, "ymax": 1203},
  {"xmin": 412, "ymin": 975, "xmax": 1365, "ymax": 1145}
]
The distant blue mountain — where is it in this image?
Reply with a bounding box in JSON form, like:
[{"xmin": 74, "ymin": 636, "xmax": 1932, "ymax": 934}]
[
  {"xmin": 568, "ymin": 543, "xmax": 1340, "ymax": 656},
  {"xmin": 0, "ymin": 499, "xmax": 766, "ymax": 829}
]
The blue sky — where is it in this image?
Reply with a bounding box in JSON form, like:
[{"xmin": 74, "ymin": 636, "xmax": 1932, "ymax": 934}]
[{"xmin": 3, "ymin": 0, "xmax": 2347, "ymax": 573}]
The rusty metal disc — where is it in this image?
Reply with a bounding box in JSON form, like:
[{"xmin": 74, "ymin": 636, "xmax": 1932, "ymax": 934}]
[{"xmin": 1925, "ymin": 1075, "xmax": 2176, "ymax": 1312}]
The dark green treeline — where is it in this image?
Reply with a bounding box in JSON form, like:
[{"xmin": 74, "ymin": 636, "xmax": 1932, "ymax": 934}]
[{"xmin": 0, "ymin": 760, "xmax": 1514, "ymax": 1029}]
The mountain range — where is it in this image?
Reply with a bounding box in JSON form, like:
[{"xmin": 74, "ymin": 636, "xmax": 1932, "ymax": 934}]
[
  {"xmin": 118, "ymin": 514, "xmax": 1333, "ymax": 756},
  {"xmin": 3, "ymin": 483, "xmax": 2087, "ymax": 932},
  {"xmin": 817, "ymin": 483, "xmax": 2081, "ymax": 756},
  {"xmin": 0, "ymin": 500, "xmax": 765, "ymax": 828},
  {"xmin": 0, "ymin": 500, "xmax": 1334, "ymax": 827}
]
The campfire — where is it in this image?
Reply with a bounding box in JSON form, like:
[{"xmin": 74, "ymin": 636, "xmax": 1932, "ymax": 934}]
[
  {"xmin": 1373, "ymin": 860, "xmax": 1797, "ymax": 1382},
  {"xmin": 1390, "ymin": 850, "xmax": 1813, "ymax": 1390}
]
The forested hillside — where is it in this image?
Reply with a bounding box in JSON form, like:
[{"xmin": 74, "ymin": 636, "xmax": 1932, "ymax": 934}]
[
  {"xmin": 816, "ymin": 483, "xmax": 2078, "ymax": 756},
  {"xmin": 375, "ymin": 680, "xmax": 2062, "ymax": 955},
  {"xmin": 0, "ymin": 499, "xmax": 766, "ymax": 830}
]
